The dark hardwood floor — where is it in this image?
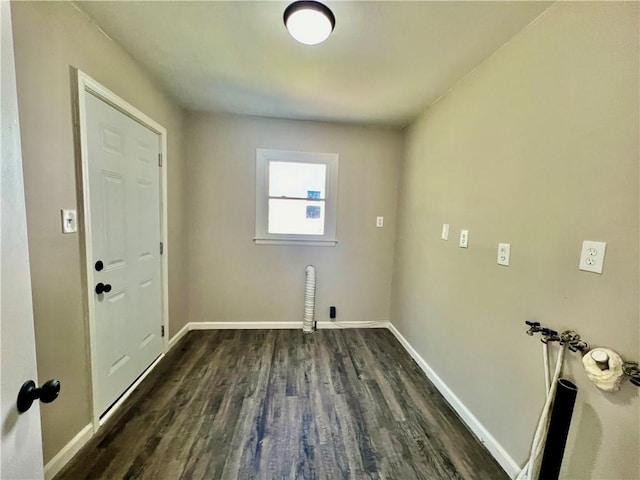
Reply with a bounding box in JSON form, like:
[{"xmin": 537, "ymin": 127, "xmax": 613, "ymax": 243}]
[{"xmin": 56, "ymin": 329, "xmax": 508, "ymax": 480}]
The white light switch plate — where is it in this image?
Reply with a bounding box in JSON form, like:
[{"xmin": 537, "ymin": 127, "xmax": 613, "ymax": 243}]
[
  {"xmin": 459, "ymin": 229, "xmax": 469, "ymax": 248},
  {"xmin": 497, "ymin": 243, "xmax": 511, "ymax": 266},
  {"xmin": 441, "ymin": 223, "xmax": 449, "ymax": 240},
  {"xmin": 579, "ymin": 240, "xmax": 606, "ymax": 274},
  {"xmin": 61, "ymin": 209, "xmax": 77, "ymax": 233}
]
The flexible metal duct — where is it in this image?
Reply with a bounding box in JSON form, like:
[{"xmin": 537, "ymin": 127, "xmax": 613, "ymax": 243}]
[{"xmin": 302, "ymin": 265, "xmax": 316, "ymax": 333}]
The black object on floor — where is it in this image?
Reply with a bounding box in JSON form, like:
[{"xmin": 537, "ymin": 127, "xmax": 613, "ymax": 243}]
[{"xmin": 539, "ymin": 378, "xmax": 578, "ymax": 480}]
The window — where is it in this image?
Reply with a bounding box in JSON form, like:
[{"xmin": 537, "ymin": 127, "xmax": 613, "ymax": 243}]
[{"xmin": 255, "ymin": 149, "xmax": 339, "ymax": 246}]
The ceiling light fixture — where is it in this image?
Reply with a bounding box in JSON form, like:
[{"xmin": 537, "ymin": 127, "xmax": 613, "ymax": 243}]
[{"xmin": 283, "ymin": 1, "xmax": 335, "ymax": 46}]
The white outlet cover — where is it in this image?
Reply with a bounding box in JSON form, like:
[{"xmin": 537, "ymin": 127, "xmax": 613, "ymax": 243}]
[
  {"xmin": 376, "ymin": 216, "xmax": 384, "ymax": 228},
  {"xmin": 497, "ymin": 243, "xmax": 511, "ymax": 266},
  {"xmin": 459, "ymin": 229, "xmax": 469, "ymax": 248},
  {"xmin": 441, "ymin": 223, "xmax": 449, "ymax": 240},
  {"xmin": 579, "ymin": 240, "xmax": 606, "ymax": 274}
]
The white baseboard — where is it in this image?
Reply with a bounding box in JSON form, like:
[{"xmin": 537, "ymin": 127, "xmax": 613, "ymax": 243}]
[
  {"xmin": 44, "ymin": 423, "xmax": 93, "ymax": 480},
  {"xmin": 168, "ymin": 322, "xmax": 190, "ymax": 349},
  {"xmin": 388, "ymin": 323, "xmax": 520, "ymax": 479},
  {"xmin": 316, "ymin": 321, "xmax": 389, "ymax": 329},
  {"xmin": 189, "ymin": 321, "xmax": 300, "ymax": 329},
  {"xmin": 186, "ymin": 321, "xmax": 390, "ymax": 330}
]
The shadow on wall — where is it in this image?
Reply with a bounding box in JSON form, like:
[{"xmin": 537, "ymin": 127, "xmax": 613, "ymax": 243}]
[
  {"xmin": 564, "ymin": 403, "xmax": 602, "ymax": 479},
  {"xmin": 2, "ymin": 408, "xmax": 19, "ymax": 439}
]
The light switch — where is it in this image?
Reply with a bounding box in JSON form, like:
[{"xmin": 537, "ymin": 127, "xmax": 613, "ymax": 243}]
[
  {"xmin": 579, "ymin": 240, "xmax": 606, "ymax": 274},
  {"xmin": 376, "ymin": 216, "xmax": 384, "ymax": 228},
  {"xmin": 497, "ymin": 243, "xmax": 511, "ymax": 266},
  {"xmin": 441, "ymin": 223, "xmax": 449, "ymax": 240},
  {"xmin": 61, "ymin": 209, "xmax": 77, "ymax": 233},
  {"xmin": 459, "ymin": 229, "xmax": 469, "ymax": 248}
]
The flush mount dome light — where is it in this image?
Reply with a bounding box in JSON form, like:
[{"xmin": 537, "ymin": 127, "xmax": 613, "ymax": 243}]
[{"xmin": 284, "ymin": 1, "xmax": 335, "ymax": 45}]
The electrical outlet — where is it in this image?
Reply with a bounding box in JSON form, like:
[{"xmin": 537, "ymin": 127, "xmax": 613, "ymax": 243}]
[
  {"xmin": 497, "ymin": 243, "xmax": 510, "ymax": 266},
  {"xmin": 441, "ymin": 223, "xmax": 449, "ymax": 240},
  {"xmin": 376, "ymin": 216, "xmax": 384, "ymax": 228},
  {"xmin": 459, "ymin": 229, "xmax": 469, "ymax": 248},
  {"xmin": 579, "ymin": 240, "xmax": 606, "ymax": 274}
]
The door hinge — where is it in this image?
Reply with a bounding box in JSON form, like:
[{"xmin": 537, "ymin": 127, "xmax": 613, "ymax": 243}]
[
  {"xmin": 161, "ymin": 325, "xmax": 165, "ymax": 337},
  {"xmin": 158, "ymin": 153, "xmax": 162, "ymax": 167},
  {"xmin": 160, "ymin": 242, "xmax": 163, "ymax": 255}
]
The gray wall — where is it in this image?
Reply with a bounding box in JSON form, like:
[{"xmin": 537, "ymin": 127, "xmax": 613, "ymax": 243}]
[
  {"xmin": 186, "ymin": 113, "xmax": 402, "ymax": 326},
  {"xmin": 391, "ymin": 2, "xmax": 639, "ymax": 478},
  {"xmin": 11, "ymin": 1, "xmax": 189, "ymax": 463}
]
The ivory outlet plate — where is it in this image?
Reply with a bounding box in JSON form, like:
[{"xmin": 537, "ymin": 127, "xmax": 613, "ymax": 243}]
[
  {"xmin": 497, "ymin": 243, "xmax": 510, "ymax": 266},
  {"xmin": 441, "ymin": 223, "xmax": 449, "ymax": 240},
  {"xmin": 459, "ymin": 229, "xmax": 469, "ymax": 248}
]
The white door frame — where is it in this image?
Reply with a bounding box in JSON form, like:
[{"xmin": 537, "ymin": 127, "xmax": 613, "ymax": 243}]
[{"xmin": 74, "ymin": 70, "xmax": 169, "ymax": 432}]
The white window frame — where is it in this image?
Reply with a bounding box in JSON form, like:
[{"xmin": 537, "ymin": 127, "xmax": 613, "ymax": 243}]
[{"xmin": 255, "ymin": 148, "xmax": 339, "ymax": 246}]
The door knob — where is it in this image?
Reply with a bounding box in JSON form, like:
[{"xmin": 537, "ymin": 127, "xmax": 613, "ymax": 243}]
[
  {"xmin": 17, "ymin": 379, "xmax": 61, "ymax": 413},
  {"xmin": 95, "ymin": 283, "xmax": 112, "ymax": 295}
]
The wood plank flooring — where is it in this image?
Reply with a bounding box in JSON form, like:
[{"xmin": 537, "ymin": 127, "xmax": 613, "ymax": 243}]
[{"xmin": 56, "ymin": 329, "xmax": 508, "ymax": 480}]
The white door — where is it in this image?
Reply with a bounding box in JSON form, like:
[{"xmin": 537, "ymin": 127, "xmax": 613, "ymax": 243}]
[
  {"xmin": 84, "ymin": 92, "xmax": 164, "ymax": 417},
  {"xmin": 1, "ymin": 2, "xmax": 45, "ymax": 478}
]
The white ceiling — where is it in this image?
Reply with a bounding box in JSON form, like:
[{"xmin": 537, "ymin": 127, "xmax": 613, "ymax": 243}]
[{"xmin": 75, "ymin": 1, "xmax": 552, "ymax": 127}]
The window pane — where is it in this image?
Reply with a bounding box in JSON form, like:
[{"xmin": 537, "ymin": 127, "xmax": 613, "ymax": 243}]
[
  {"xmin": 269, "ymin": 162, "xmax": 326, "ymax": 199},
  {"xmin": 268, "ymin": 199, "xmax": 325, "ymax": 235}
]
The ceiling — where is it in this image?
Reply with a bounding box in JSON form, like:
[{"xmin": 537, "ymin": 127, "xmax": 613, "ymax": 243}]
[{"xmin": 75, "ymin": 1, "xmax": 552, "ymax": 128}]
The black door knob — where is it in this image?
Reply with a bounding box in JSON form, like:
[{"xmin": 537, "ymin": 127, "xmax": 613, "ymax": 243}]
[
  {"xmin": 95, "ymin": 260, "xmax": 104, "ymax": 271},
  {"xmin": 95, "ymin": 283, "xmax": 112, "ymax": 295},
  {"xmin": 17, "ymin": 379, "xmax": 61, "ymax": 413}
]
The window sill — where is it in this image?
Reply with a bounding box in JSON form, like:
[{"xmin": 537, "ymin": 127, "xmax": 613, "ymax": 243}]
[{"xmin": 253, "ymin": 238, "xmax": 337, "ymax": 247}]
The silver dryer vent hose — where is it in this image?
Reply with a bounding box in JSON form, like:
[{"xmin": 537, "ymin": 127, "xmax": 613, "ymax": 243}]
[{"xmin": 303, "ymin": 265, "xmax": 316, "ymax": 334}]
